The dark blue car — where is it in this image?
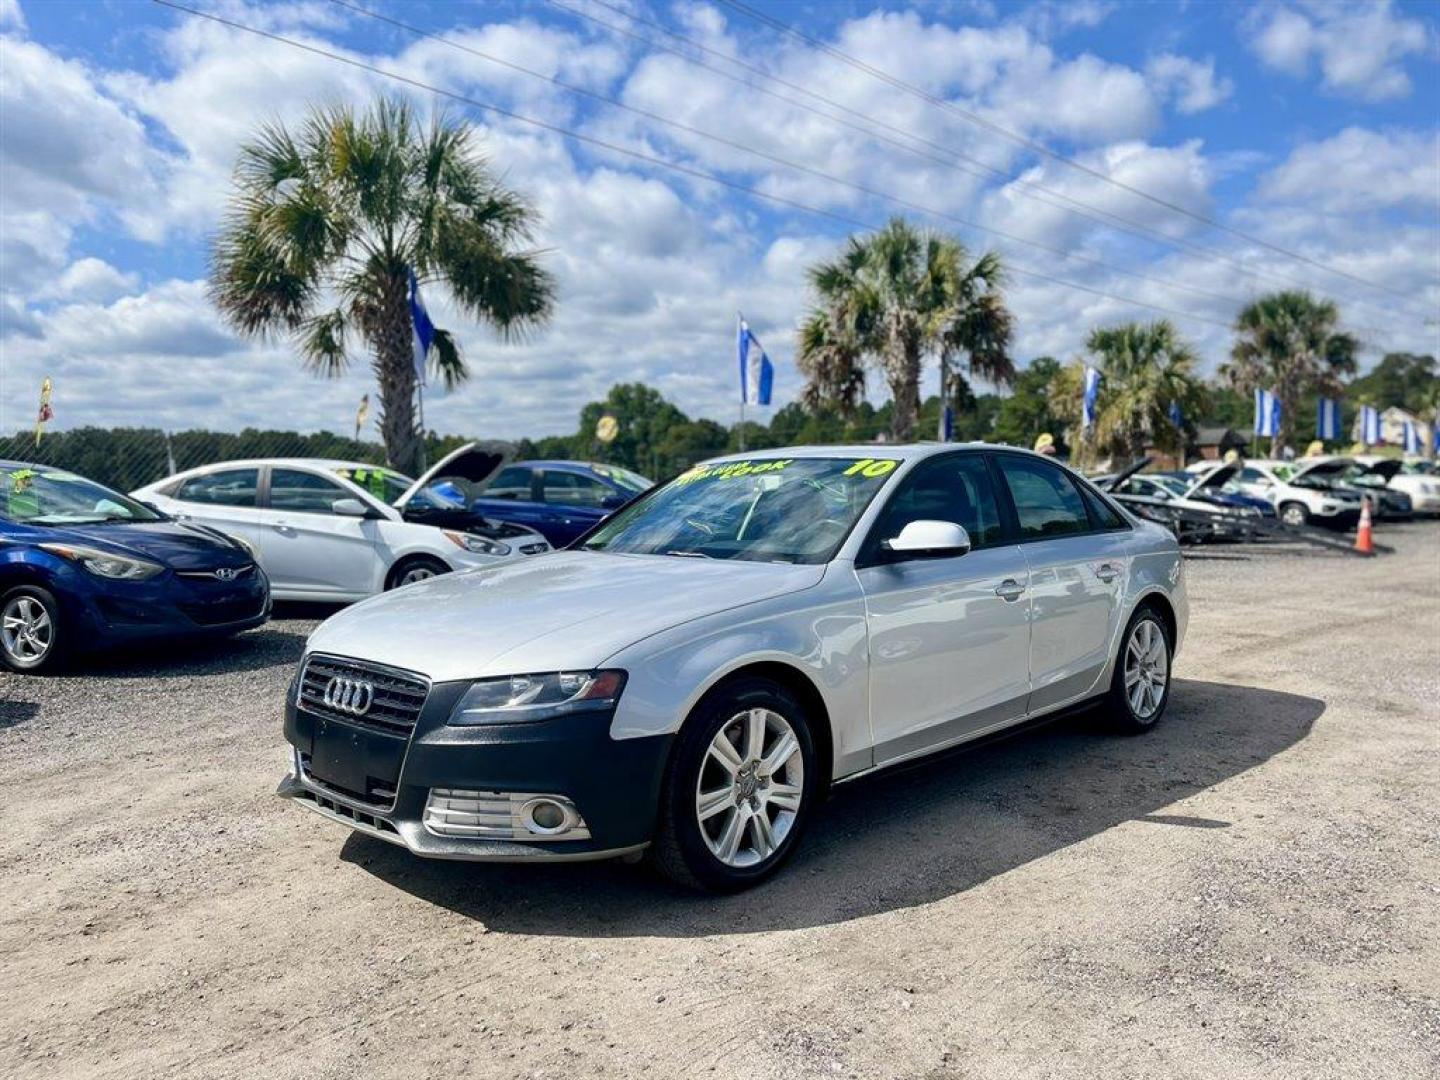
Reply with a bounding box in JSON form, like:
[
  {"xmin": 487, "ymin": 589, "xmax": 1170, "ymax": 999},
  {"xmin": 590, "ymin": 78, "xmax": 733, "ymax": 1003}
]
[
  {"xmin": 0, "ymin": 461, "xmax": 270, "ymax": 673},
  {"xmin": 470, "ymin": 460, "xmax": 652, "ymax": 546}
]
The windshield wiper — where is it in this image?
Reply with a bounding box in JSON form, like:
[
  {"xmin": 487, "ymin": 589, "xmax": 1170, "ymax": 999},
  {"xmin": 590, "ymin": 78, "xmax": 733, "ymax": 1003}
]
[{"xmin": 660, "ymin": 549, "xmax": 713, "ymax": 559}]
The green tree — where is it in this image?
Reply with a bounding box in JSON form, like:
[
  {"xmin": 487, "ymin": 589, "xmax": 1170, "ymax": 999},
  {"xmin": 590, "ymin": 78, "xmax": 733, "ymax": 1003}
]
[
  {"xmin": 1346, "ymin": 352, "xmax": 1437, "ymax": 414},
  {"xmin": 796, "ymin": 217, "xmax": 1014, "ymax": 441},
  {"xmin": 575, "ymin": 383, "xmax": 690, "ymax": 475},
  {"xmin": 1085, "ymin": 321, "xmax": 1206, "ymax": 460},
  {"xmin": 659, "ymin": 420, "xmax": 729, "ymax": 471},
  {"xmin": 992, "ymin": 357, "xmax": 1066, "ymax": 451},
  {"xmin": 1221, "ymin": 291, "xmax": 1357, "ymax": 454},
  {"xmin": 209, "ymin": 99, "xmax": 555, "ymax": 474}
]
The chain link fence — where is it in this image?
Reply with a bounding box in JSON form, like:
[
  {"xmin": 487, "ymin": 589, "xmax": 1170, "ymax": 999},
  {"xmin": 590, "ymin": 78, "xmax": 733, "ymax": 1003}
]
[{"xmin": 0, "ymin": 428, "xmax": 390, "ymax": 494}]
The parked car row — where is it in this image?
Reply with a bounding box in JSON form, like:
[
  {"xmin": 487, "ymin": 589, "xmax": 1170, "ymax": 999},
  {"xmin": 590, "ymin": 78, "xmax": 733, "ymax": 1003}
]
[{"xmin": 1, "ymin": 449, "xmax": 652, "ymax": 672}]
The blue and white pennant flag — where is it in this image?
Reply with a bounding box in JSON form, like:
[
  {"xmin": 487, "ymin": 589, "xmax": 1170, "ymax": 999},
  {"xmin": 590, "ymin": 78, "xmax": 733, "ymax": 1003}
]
[
  {"xmin": 1403, "ymin": 420, "xmax": 1423, "ymax": 454},
  {"xmin": 1359, "ymin": 405, "xmax": 1382, "ymax": 446},
  {"xmin": 1082, "ymin": 365, "xmax": 1101, "ymax": 430},
  {"xmin": 1316, "ymin": 397, "xmax": 1341, "ymax": 441},
  {"xmin": 1254, "ymin": 387, "xmax": 1281, "ymax": 438},
  {"xmin": 408, "ymin": 268, "xmax": 436, "ymax": 386},
  {"xmin": 1168, "ymin": 400, "xmax": 1184, "ymax": 428},
  {"xmin": 737, "ymin": 315, "xmax": 774, "ymax": 406}
]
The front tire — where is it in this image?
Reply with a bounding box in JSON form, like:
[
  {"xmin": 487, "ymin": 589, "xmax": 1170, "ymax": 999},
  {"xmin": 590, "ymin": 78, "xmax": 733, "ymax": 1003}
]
[
  {"xmin": 1, "ymin": 585, "xmax": 68, "ymax": 674},
  {"xmin": 649, "ymin": 677, "xmax": 818, "ymax": 892},
  {"xmin": 1279, "ymin": 501, "xmax": 1309, "ymax": 527},
  {"xmin": 1107, "ymin": 605, "xmax": 1172, "ymax": 734},
  {"xmin": 385, "ymin": 555, "xmax": 449, "ymax": 590}
]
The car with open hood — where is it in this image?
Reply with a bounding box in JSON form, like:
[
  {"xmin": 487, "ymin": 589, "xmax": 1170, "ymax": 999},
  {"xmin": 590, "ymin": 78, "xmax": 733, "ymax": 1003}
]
[
  {"xmin": 277, "ymin": 444, "xmax": 1188, "ymax": 891},
  {"xmin": 1325, "ymin": 457, "xmax": 1414, "ymax": 520},
  {"xmin": 1, "ymin": 461, "xmax": 270, "ymax": 672},
  {"xmin": 1194, "ymin": 458, "xmax": 1364, "ymax": 528},
  {"xmin": 469, "ymin": 460, "xmax": 653, "ymax": 546},
  {"xmin": 1095, "ymin": 462, "xmax": 1268, "ymax": 542},
  {"xmin": 132, "ymin": 446, "xmax": 551, "ymax": 602}
]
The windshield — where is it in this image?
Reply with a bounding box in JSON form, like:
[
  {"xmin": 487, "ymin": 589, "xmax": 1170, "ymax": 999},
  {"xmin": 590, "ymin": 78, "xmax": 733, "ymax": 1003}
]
[
  {"xmin": 1152, "ymin": 476, "xmax": 1190, "ymax": 497},
  {"xmin": 333, "ymin": 465, "xmax": 465, "ymax": 511},
  {"xmin": 582, "ymin": 456, "xmax": 899, "ymax": 564},
  {"xmin": 590, "ymin": 463, "xmax": 652, "ymax": 495},
  {"xmin": 1, "ymin": 466, "xmax": 163, "ymax": 525}
]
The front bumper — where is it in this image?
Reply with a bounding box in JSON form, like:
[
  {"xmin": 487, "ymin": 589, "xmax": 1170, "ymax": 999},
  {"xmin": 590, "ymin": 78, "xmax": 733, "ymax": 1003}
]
[
  {"xmin": 279, "ymin": 678, "xmax": 672, "ymax": 863},
  {"xmin": 61, "ymin": 563, "xmax": 271, "ymax": 651}
]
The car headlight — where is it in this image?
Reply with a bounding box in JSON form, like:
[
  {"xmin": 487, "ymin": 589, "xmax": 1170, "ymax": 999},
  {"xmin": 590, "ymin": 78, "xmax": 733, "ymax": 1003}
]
[
  {"xmin": 38, "ymin": 543, "xmax": 163, "ymax": 581},
  {"xmin": 443, "ymin": 529, "xmax": 510, "ymax": 557},
  {"xmin": 448, "ymin": 670, "xmax": 627, "ymax": 726}
]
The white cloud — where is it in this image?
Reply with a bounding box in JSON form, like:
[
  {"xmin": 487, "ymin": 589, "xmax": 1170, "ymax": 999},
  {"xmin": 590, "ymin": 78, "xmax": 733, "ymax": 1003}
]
[
  {"xmin": 0, "ymin": 0, "xmax": 24, "ymax": 32},
  {"xmin": 37, "ymin": 258, "xmax": 139, "ymax": 304},
  {"xmin": 1257, "ymin": 127, "xmax": 1440, "ymax": 213},
  {"xmin": 1245, "ymin": 2, "xmax": 1433, "ymax": 101},
  {"xmin": 1146, "ymin": 53, "xmax": 1234, "ymax": 114}
]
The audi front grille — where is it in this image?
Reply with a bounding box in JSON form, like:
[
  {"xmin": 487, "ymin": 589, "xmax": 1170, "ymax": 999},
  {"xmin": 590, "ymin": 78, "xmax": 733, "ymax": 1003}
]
[{"xmin": 297, "ymin": 655, "xmax": 429, "ymax": 735}]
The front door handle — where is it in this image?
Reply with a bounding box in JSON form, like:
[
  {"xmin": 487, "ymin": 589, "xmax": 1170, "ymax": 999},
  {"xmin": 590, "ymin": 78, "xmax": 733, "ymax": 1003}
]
[
  {"xmin": 995, "ymin": 579, "xmax": 1027, "ymax": 602},
  {"xmin": 1096, "ymin": 563, "xmax": 1120, "ymax": 584}
]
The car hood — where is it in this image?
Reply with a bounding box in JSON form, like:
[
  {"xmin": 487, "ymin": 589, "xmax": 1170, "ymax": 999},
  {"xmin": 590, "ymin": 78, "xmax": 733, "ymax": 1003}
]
[
  {"xmin": 41, "ymin": 520, "xmax": 252, "ymax": 570},
  {"xmin": 395, "ymin": 441, "xmax": 511, "ymax": 509},
  {"xmin": 1290, "ymin": 456, "xmax": 1353, "ymax": 481},
  {"xmin": 1184, "ymin": 462, "xmax": 1238, "ymax": 497},
  {"xmin": 305, "ymin": 551, "xmax": 827, "ymax": 682}
]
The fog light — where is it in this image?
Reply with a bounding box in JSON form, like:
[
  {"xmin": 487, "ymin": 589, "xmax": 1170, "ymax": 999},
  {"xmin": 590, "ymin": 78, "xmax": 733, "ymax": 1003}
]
[{"xmin": 521, "ymin": 797, "xmax": 573, "ymax": 835}]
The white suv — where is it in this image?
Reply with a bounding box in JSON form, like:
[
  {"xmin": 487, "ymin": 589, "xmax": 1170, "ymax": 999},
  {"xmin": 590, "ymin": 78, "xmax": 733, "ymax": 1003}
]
[{"xmin": 1196, "ymin": 458, "xmax": 1363, "ymax": 528}]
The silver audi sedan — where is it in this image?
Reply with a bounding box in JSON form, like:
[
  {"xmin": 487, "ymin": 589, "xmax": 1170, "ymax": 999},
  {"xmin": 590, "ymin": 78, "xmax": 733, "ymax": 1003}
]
[{"xmin": 279, "ymin": 444, "xmax": 1188, "ymax": 891}]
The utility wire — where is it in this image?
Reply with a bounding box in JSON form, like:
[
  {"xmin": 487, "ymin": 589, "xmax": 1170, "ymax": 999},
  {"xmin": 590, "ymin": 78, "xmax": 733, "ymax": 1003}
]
[
  {"xmin": 550, "ymin": 0, "xmax": 1424, "ymax": 327},
  {"xmin": 149, "ymin": 0, "xmax": 1277, "ymax": 337},
  {"xmin": 331, "ymin": 0, "xmax": 1284, "ymax": 320},
  {"xmin": 715, "ymin": 0, "xmax": 1421, "ymax": 306}
]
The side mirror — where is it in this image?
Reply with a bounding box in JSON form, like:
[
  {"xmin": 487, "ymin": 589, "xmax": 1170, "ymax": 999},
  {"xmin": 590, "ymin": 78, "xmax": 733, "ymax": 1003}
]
[
  {"xmin": 882, "ymin": 520, "xmax": 971, "ymax": 558},
  {"xmin": 331, "ymin": 497, "xmax": 370, "ymax": 518}
]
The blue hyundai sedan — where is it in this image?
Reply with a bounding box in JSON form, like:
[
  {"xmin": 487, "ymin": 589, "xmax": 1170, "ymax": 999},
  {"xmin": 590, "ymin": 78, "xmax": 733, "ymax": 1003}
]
[
  {"xmin": 0, "ymin": 461, "xmax": 270, "ymax": 673},
  {"xmin": 469, "ymin": 460, "xmax": 653, "ymax": 546}
]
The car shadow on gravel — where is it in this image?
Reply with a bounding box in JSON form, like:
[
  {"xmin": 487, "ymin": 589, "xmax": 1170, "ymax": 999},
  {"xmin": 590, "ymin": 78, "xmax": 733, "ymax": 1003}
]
[
  {"xmin": 342, "ymin": 678, "xmax": 1322, "ymax": 936},
  {"xmin": 80, "ymin": 625, "xmax": 310, "ymax": 680}
]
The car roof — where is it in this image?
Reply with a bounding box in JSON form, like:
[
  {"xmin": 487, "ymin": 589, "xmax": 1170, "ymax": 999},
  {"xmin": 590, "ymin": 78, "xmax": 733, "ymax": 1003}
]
[
  {"xmin": 699, "ymin": 442, "xmax": 1035, "ymax": 466},
  {"xmin": 169, "ymin": 457, "xmax": 395, "ymax": 474}
]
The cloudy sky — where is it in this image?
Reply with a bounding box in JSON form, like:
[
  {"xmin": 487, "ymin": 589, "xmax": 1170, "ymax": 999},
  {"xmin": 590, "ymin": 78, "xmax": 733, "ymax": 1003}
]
[{"xmin": 1, "ymin": 0, "xmax": 1436, "ymax": 441}]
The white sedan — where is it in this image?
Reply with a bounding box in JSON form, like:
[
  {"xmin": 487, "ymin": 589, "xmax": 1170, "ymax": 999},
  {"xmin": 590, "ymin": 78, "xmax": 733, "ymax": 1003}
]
[{"xmin": 133, "ymin": 451, "xmax": 550, "ymax": 602}]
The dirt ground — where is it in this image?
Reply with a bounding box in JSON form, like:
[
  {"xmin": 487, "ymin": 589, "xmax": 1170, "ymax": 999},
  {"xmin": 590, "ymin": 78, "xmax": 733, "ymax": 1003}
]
[{"xmin": 2, "ymin": 525, "xmax": 1437, "ymax": 1080}]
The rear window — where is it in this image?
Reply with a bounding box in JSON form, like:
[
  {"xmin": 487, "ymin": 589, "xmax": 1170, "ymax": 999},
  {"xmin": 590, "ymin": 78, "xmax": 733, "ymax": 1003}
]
[{"xmin": 175, "ymin": 468, "xmax": 259, "ymax": 508}]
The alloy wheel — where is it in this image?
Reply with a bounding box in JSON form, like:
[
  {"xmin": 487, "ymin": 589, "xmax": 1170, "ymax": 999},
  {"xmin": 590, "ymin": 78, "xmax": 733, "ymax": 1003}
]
[
  {"xmin": 1123, "ymin": 618, "xmax": 1168, "ymax": 720},
  {"xmin": 398, "ymin": 566, "xmax": 439, "ymax": 586},
  {"xmin": 2, "ymin": 595, "xmax": 54, "ymax": 666},
  {"xmin": 694, "ymin": 707, "xmax": 805, "ymax": 868}
]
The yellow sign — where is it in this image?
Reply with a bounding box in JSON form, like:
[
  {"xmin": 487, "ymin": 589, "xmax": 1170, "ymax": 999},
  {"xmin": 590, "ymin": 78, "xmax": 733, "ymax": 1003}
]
[{"xmin": 596, "ymin": 415, "xmax": 618, "ymax": 444}]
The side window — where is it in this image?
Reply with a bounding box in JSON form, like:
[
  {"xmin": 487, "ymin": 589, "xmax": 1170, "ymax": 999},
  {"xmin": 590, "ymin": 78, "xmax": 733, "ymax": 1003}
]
[
  {"xmin": 269, "ymin": 468, "xmax": 351, "ymax": 514},
  {"xmin": 486, "ymin": 466, "xmax": 532, "ymax": 500},
  {"xmin": 1079, "ymin": 484, "xmax": 1127, "ymax": 530},
  {"xmin": 1238, "ymin": 468, "xmax": 1265, "ymax": 484},
  {"xmin": 541, "ymin": 470, "xmax": 612, "ymax": 508},
  {"xmin": 174, "ymin": 468, "xmax": 259, "ymax": 508},
  {"xmin": 996, "ymin": 457, "xmax": 1091, "ymax": 539},
  {"xmin": 868, "ymin": 454, "xmax": 1004, "ymax": 555}
]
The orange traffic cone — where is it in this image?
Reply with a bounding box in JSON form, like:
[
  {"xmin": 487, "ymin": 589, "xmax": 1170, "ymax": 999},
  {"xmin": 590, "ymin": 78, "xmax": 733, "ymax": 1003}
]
[{"xmin": 1354, "ymin": 498, "xmax": 1374, "ymax": 555}]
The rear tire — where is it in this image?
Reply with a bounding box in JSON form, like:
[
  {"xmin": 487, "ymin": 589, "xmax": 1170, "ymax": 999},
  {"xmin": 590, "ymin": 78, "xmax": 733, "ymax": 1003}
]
[
  {"xmin": 1106, "ymin": 605, "xmax": 1172, "ymax": 735},
  {"xmin": 385, "ymin": 555, "xmax": 449, "ymax": 590},
  {"xmin": 649, "ymin": 677, "xmax": 818, "ymax": 892},
  {"xmin": 1, "ymin": 585, "xmax": 68, "ymax": 674},
  {"xmin": 1279, "ymin": 502, "xmax": 1309, "ymax": 527}
]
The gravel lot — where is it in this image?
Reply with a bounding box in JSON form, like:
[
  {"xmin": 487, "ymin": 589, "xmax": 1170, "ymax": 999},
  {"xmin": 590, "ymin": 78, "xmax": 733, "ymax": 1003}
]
[{"xmin": 2, "ymin": 525, "xmax": 1437, "ymax": 1080}]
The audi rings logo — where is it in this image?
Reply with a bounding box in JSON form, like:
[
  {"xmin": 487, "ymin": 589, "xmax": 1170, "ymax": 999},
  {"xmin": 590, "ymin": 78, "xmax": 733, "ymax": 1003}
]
[{"xmin": 323, "ymin": 676, "xmax": 375, "ymax": 716}]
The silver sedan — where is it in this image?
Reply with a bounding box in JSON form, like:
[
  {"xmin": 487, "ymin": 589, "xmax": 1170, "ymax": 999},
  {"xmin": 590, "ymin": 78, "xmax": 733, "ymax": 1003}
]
[{"xmin": 279, "ymin": 444, "xmax": 1188, "ymax": 891}]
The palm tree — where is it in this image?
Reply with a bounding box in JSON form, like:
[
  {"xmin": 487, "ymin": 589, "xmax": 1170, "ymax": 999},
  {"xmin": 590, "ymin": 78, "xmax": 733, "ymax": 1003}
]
[
  {"xmin": 210, "ymin": 99, "xmax": 555, "ymax": 473},
  {"xmin": 1084, "ymin": 321, "xmax": 1206, "ymax": 462},
  {"xmin": 1221, "ymin": 291, "xmax": 1357, "ymax": 454},
  {"xmin": 796, "ymin": 218, "xmax": 1014, "ymax": 441}
]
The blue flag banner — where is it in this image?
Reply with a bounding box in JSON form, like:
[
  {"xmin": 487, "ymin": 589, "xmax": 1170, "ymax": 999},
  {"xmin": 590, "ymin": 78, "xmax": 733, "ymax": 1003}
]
[
  {"xmin": 1403, "ymin": 420, "xmax": 1422, "ymax": 454},
  {"xmin": 1082, "ymin": 366, "xmax": 1101, "ymax": 430},
  {"xmin": 1168, "ymin": 400, "xmax": 1184, "ymax": 428},
  {"xmin": 737, "ymin": 315, "xmax": 774, "ymax": 406},
  {"xmin": 1316, "ymin": 397, "xmax": 1341, "ymax": 441},
  {"xmin": 1359, "ymin": 404, "xmax": 1382, "ymax": 446},
  {"xmin": 1254, "ymin": 387, "xmax": 1280, "ymax": 438},
  {"xmin": 408, "ymin": 268, "xmax": 436, "ymax": 384},
  {"xmin": 939, "ymin": 403, "xmax": 954, "ymax": 442}
]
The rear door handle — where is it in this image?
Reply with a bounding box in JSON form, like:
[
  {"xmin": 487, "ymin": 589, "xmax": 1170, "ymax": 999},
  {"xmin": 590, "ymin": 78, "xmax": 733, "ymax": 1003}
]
[
  {"xmin": 1096, "ymin": 563, "xmax": 1120, "ymax": 583},
  {"xmin": 995, "ymin": 579, "xmax": 1027, "ymax": 602}
]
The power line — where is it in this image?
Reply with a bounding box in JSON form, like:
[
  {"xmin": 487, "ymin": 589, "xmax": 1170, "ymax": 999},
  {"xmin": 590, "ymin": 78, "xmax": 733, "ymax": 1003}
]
[
  {"xmin": 714, "ymin": 0, "xmax": 1421, "ymax": 307},
  {"xmin": 149, "ymin": 0, "xmax": 1270, "ymax": 338},
  {"xmin": 331, "ymin": 0, "xmax": 1281, "ymax": 320},
  {"xmin": 549, "ymin": 0, "xmax": 1425, "ymax": 328}
]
